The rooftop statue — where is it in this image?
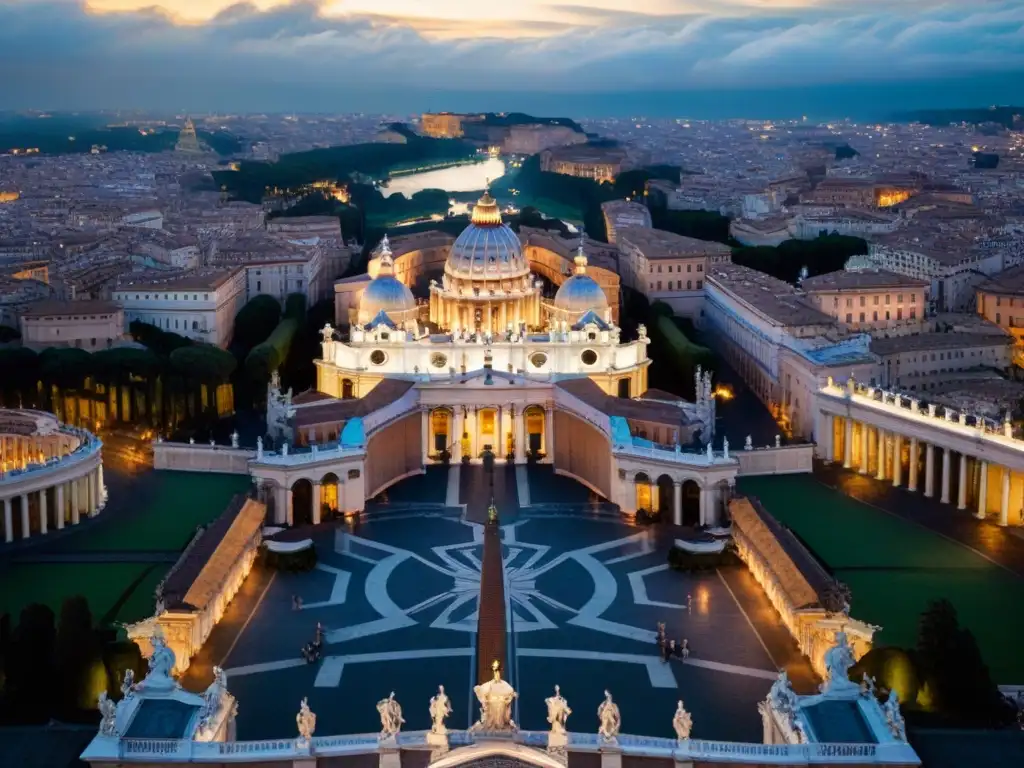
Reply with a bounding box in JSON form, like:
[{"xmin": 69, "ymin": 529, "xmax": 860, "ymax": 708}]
[
  {"xmin": 597, "ymin": 690, "xmax": 621, "ymax": 742},
  {"xmin": 429, "ymin": 685, "xmax": 453, "ymax": 735},
  {"xmin": 672, "ymin": 700, "xmax": 693, "ymax": 741},
  {"xmin": 377, "ymin": 692, "xmax": 405, "ymax": 740},
  {"xmin": 470, "ymin": 660, "xmax": 517, "ymax": 732},
  {"xmin": 296, "ymin": 697, "xmax": 316, "ymax": 747},
  {"xmin": 98, "ymin": 692, "xmax": 118, "ymax": 737},
  {"xmin": 821, "ymin": 631, "xmax": 859, "ymax": 695},
  {"xmin": 139, "ymin": 626, "xmax": 176, "ymax": 691},
  {"xmin": 884, "ymin": 690, "xmax": 906, "ymax": 742},
  {"xmin": 545, "ymin": 685, "xmax": 572, "ymax": 735}
]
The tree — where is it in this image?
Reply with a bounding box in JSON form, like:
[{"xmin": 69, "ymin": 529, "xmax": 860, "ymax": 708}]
[
  {"xmin": 232, "ymin": 295, "xmax": 281, "ymax": 353},
  {"xmin": 170, "ymin": 345, "xmax": 238, "ymax": 415},
  {"xmin": 246, "ymin": 317, "xmax": 300, "ymax": 386},
  {"xmin": 0, "ymin": 325, "xmax": 19, "ymax": 342},
  {"xmin": 915, "ymin": 599, "xmax": 1011, "ymax": 725},
  {"xmin": 6, "ymin": 604, "xmax": 56, "ymax": 722},
  {"xmin": 54, "ymin": 596, "xmax": 105, "ymax": 714},
  {"xmin": 284, "ymin": 292, "xmax": 307, "ymax": 322}
]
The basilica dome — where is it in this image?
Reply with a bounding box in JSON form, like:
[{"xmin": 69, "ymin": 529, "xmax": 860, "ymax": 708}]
[
  {"xmin": 554, "ymin": 246, "xmax": 607, "ymax": 314},
  {"xmin": 445, "ymin": 192, "xmax": 527, "ymax": 280},
  {"xmin": 358, "ymin": 248, "xmax": 416, "ymax": 323}
]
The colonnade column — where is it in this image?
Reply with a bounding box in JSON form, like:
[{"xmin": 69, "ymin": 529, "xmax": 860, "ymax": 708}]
[
  {"xmin": 892, "ymin": 435, "xmax": 902, "ymax": 487},
  {"xmin": 97, "ymin": 464, "xmax": 105, "ymax": 503},
  {"xmin": 312, "ymin": 483, "xmax": 321, "ymax": 526},
  {"xmin": 453, "ymin": 409, "xmax": 465, "ymax": 462},
  {"xmin": 20, "ymin": 493, "xmax": 29, "ymax": 539},
  {"xmin": 90, "ymin": 469, "xmax": 100, "ymax": 514},
  {"xmin": 420, "ymin": 409, "xmax": 429, "ymax": 465},
  {"xmin": 1000, "ymin": 470, "xmax": 1011, "ymax": 527},
  {"xmin": 843, "ymin": 419, "xmax": 853, "ymax": 469},
  {"xmin": 698, "ymin": 487, "xmax": 707, "ymax": 526},
  {"xmin": 908, "ymin": 439, "xmax": 919, "ymax": 492},
  {"xmin": 56, "ymin": 484, "xmax": 65, "ymax": 530},
  {"xmin": 976, "ymin": 462, "xmax": 988, "ymax": 520},
  {"xmin": 514, "ymin": 410, "xmax": 526, "ymax": 464},
  {"xmin": 71, "ymin": 480, "xmax": 80, "ymax": 525},
  {"xmin": 940, "ymin": 449, "xmax": 952, "ymax": 504},
  {"xmin": 544, "ymin": 406, "xmax": 554, "ymax": 461},
  {"xmin": 673, "ymin": 481, "xmax": 682, "ymax": 526},
  {"xmin": 286, "ymin": 488, "xmax": 294, "ymax": 526},
  {"xmin": 957, "ymin": 456, "xmax": 968, "ymax": 510},
  {"xmin": 924, "ymin": 444, "xmax": 935, "ymax": 498},
  {"xmin": 859, "ymin": 424, "xmax": 869, "ymax": 475},
  {"xmin": 495, "ymin": 406, "xmax": 505, "ymax": 458},
  {"xmin": 875, "ymin": 429, "xmax": 886, "ymax": 481},
  {"xmin": 39, "ymin": 489, "xmax": 47, "ymax": 535},
  {"xmin": 3, "ymin": 498, "xmax": 11, "ymax": 543}
]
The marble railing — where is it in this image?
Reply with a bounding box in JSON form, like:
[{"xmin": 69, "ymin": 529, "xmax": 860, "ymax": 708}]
[
  {"xmin": 615, "ymin": 440, "xmax": 737, "ymax": 468},
  {"xmin": 105, "ymin": 729, "xmax": 918, "ymax": 764}
]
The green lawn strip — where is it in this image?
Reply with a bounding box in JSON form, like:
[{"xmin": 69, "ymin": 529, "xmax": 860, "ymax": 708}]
[
  {"xmin": 737, "ymin": 475, "xmax": 985, "ymax": 570},
  {"xmin": 65, "ymin": 472, "xmax": 252, "ymax": 552},
  {"xmin": 0, "ymin": 562, "xmax": 152, "ymax": 623},
  {"xmin": 736, "ymin": 474, "xmax": 1024, "ymax": 683}
]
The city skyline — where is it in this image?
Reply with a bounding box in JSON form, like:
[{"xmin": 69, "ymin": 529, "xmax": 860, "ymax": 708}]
[{"xmin": 0, "ymin": 1, "xmax": 1022, "ymax": 116}]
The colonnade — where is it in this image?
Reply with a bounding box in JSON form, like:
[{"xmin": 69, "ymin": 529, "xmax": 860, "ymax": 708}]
[
  {"xmin": 821, "ymin": 414, "xmax": 1023, "ymax": 526},
  {"xmin": 631, "ymin": 473, "xmax": 730, "ymax": 527},
  {"xmin": 423, "ymin": 403, "xmax": 553, "ymax": 464},
  {"xmin": 1, "ymin": 465, "xmax": 105, "ymax": 543}
]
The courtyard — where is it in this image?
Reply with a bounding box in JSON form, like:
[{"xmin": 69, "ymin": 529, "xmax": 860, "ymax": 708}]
[
  {"xmin": 221, "ymin": 466, "xmax": 783, "ymax": 742},
  {"xmin": 738, "ymin": 473, "xmax": 1024, "ymax": 685}
]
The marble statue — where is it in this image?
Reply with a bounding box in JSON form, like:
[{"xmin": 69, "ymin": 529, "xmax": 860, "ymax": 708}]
[
  {"xmin": 98, "ymin": 692, "xmax": 118, "ymax": 736},
  {"xmin": 120, "ymin": 669, "xmax": 135, "ymax": 699},
  {"xmin": 860, "ymin": 674, "xmax": 876, "ymax": 697},
  {"xmin": 470, "ymin": 660, "xmax": 518, "ymax": 731},
  {"xmin": 774, "ymin": 435, "xmax": 781, "ymax": 448},
  {"xmin": 321, "ymin": 323, "xmax": 335, "ymax": 345},
  {"xmin": 637, "ymin": 324, "xmax": 647, "ymax": 340},
  {"xmin": 429, "ymin": 686, "xmax": 452, "ymax": 735},
  {"xmin": 256, "ymin": 437, "xmax": 264, "ymax": 459},
  {"xmin": 769, "ymin": 671, "xmax": 799, "ymax": 715},
  {"xmin": 706, "ymin": 442, "xmax": 714, "ymax": 460},
  {"xmin": 672, "ymin": 700, "xmax": 692, "ymax": 741},
  {"xmin": 597, "ymin": 690, "xmax": 621, "ymax": 742},
  {"xmin": 821, "ymin": 631, "xmax": 858, "ymax": 695},
  {"xmin": 723, "ymin": 436, "xmax": 730, "ymax": 459},
  {"xmin": 884, "ymin": 690, "xmax": 906, "ymax": 741},
  {"xmin": 296, "ymin": 697, "xmax": 316, "ymax": 747},
  {"xmin": 377, "ymin": 692, "xmax": 405, "ymax": 740},
  {"xmin": 744, "ymin": 435, "xmax": 753, "ymax": 451},
  {"xmin": 141, "ymin": 626, "xmax": 176, "ymax": 690},
  {"xmin": 545, "ymin": 685, "xmax": 572, "ymax": 735},
  {"xmin": 230, "ymin": 430, "xmax": 239, "ymax": 449}
]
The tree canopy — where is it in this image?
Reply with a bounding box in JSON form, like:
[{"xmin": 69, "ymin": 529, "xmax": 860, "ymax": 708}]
[
  {"xmin": 170, "ymin": 345, "xmax": 237, "ymax": 383},
  {"xmin": 732, "ymin": 234, "xmax": 868, "ymax": 284},
  {"xmin": 232, "ymin": 295, "xmax": 281, "ymax": 353}
]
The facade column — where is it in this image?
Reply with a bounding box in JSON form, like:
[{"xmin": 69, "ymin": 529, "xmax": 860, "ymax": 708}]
[
  {"xmin": 91, "ymin": 469, "xmax": 100, "ymax": 513},
  {"xmin": 976, "ymin": 461, "xmax": 988, "ymax": 520},
  {"xmin": 312, "ymin": 483, "xmax": 321, "ymax": 525},
  {"xmin": 3, "ymin": 498, "xmax": 11, "ymax": 543},
  {"xmin": 20, "ymin": 493, "xmax": 29, "ymax": 539},
  {"xmin": 514, "ymin": 408, "xmax": 526, "ymax": 463},
  {"xmin": 875, "ymin": 429, "xmax": 886, "ymax": 481},
  {"xmin": 39, "ymin": 488, "xmax": 47, "ymax": 535},
  {"xmin": 1000, "ymin": 468, "xmax": 1010, "ymax": 527},
  {"xmin": 892, "ymin": 434, "xmax": 902, "ymax": 487},
  {"xmin": 908, "ymin": 438, "xmax": 919, "ymax": 492},
  {"xmin": 71, "ymin": 480, "xmax": 80, "ymax": 525},
  {"xmin": 544, "ymin": 406, "xmax": 554, "ymax": 461},
  {"xmin": 821, "ymin": 412, "xmax": 833, "ymax": 462},
  {"xmin": 859, "ymin": 424, "xmax": 869, "ymax": 474},
  {"xmin": 843, "ymin": 419, "xmax": 853, "ymax": 469},
  {"xmin": 673, "ymin": 481, "xmax": 682, "ymax": 526},
  {"xmin": 97, "ymin": 463, "xmax": 104, "ymax": 502},
  {"xmin": 698, "ymin": 486, "xmax": 707, "ymax": 526},
  {"xmin": 940, "ymin": 449, "xmax": 952, "ymax": 504},
  {"xmin": 286, "ymin": 487, "xmax": 294, "ymax": 526},
  {"xmin": 56, "ymin": 484, "xmax": 65, "ymax": 530},
  {"xmin": 957, "ymin": 455, "xmax": 968, "ymax": 510},
  {"xmin": 924, "ymin": 444, "xmax": 935, "ymax": 498},
  {"xmin": 453, "ymin": 409, "xmax": 465, "ymax": 462},
  {"xmin": 421, "ymin": 409, "xmax": 429, "ymax": 465}
]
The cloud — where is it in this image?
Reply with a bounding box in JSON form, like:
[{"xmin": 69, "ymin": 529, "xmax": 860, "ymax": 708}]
[{"xmin": 0, "ymin": 0, "xmax": 1021, "ymax": 110}]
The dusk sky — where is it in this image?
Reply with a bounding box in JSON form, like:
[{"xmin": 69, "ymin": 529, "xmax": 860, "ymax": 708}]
[{"xmin": 1, "ymin": 0, "xmax": 1022, "ymax": 116}]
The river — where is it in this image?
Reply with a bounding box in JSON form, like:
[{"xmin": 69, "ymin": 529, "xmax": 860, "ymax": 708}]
[{"xmin": 381, "ymin": 157, "xmax": 506, "ymax": 199}]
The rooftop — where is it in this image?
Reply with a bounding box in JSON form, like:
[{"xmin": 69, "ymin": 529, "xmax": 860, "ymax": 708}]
[
  {"xmin": 870, "ymin": 331, "xmax": 1012, "ymax": 356},
  {"xmin": 115, "ymin": 266, "xmax": 242, "ymax": 293},
  {"xmin": 617, "ymin": 226, "xmax": 731, "ymax": 258},
  {"xmin": 293, "ymin": 379, "xmax": 417, "ymax": 430},
  {"xmin": 707, "ymin": 263, "xmax": 834, "ymax": 329},
  {"xmin": 556, "ymin": 378, "xmax": 692, "ymax": 428},
  {"xmin": 978, "ymin": 264, "xmax": 1024, "ymax": 296},
  {"xmin": 20, "ymin": 299, "xmax": 122, "ymax": 317},
  {"xmin": 801, "ymin": 269, "xmax": 929, "ymax": 292}
]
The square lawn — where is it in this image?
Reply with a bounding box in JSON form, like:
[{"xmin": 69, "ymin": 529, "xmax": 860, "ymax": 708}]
[
  {"xmin": 0, "ymin": 562, "xmax": 157, "ymax": 625},
  {"xmin": 66, "ymin": 471, "xmax": 252, "ymax": 552},
  {"xmin": 738, "ymin": 475, "xmax": 1024, "ymax": 684}
]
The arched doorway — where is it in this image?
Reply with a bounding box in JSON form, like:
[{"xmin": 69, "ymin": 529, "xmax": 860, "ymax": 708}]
[
  {"xmin": 478, "ymin": 408, "xmax": 497, "ymax": 455},
  {"xmin": 635, "ymin": 472, "xmax": 652, "ymax": 513},
  {"xmin": 321, "ymin": 472, "xmax": 340, "ymax": 518},
  {"xmin": 681, "ymin": 480, "xmax": 701, "ymax": 527},
  {"xmin": 655, "ymin": 474, "xmax": 674, "ymax": 522},
  {"xmin": 430, "ymin": 408, "xmax": 452, "ymax": 457},
  {"xmin": 617, "ymin": 378, "xmax": 631, "ymax": 399},
  {"xmin": 291, "ymin": 479, "xmax": 313, "ymax": 527},
  {"xmin": 341, "ymin": 379, "xmax": 354, "ymax": 399},
  {"xmin": 524, "ymin": 405, "xmax": 545, "ymax": 458}
]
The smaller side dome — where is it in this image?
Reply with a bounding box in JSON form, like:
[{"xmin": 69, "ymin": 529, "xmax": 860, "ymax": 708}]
[
  {"xmin": 358, "ymin": 242, "xmax": 416, "ymax": 323},
  {"xmin": 554, "ymin": 241, "xmax": 608, "ymax": 313}
]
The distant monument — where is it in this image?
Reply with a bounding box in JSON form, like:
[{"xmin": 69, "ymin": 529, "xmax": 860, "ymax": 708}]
[{"xmin": 176, "ymin": 117, "xmax": 203, "ymax": 154}]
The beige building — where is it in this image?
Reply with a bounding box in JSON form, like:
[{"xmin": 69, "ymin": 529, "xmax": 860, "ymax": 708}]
[
  {"xmin": 19, "ymin": 299, "xmax": 124, "ymax": 350},
  {"xmin": 420, "ymin": 112, "xmax": 474, "ymax": 138},
  {"xmin": 801, "ymin": 269, "xmax": 928, "ymax": 332},
  {"xmin": 871, "ymin": 332, "xmax": 1012, "ymax": 392},
  {"xmin": 539, "ymin": 145, "xmax": 633, "ymax": 183},
  {"xmin": 617, "ymin": 227, "xmax": 732, "ymax": 320},
  {"xmin": 112, "ymin": 267, "xmax": 246, "ymax": 348},
  {"xmin": 977, "ymin": 264, "xmax": 1024, "ymax": 366}
]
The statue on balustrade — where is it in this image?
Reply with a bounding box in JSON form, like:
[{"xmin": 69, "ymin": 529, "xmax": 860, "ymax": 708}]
[
  {"xmin": 821, "ymin": 631, "xmax": 859, "ymax": 695},
  {"xmin": 377, "ymin": 692, "xmax": 405, "ymax": 740},
  {"xmin": 672, "ymin": 700, "xmax": 692, "ymax": 741},
  {"xmin": 545, "ymin": 685, "xmax": 572, "ymax": 735},
  {"xmin": 429, "ymin": 685, "xmax": 453, "ymax": 735},
  {"xmin": 597, "ymin": 690, "xmax": 621, "ymax": 743},
  {"xmin": 470, "ymin": 660, "xmax": 517, "ymax": 731},
  {"xmin": 98, "ymin": 692, "xmax": 118, "ymax": 737},
  {"xmin": 296, "ymin": 697, "xmax": 316, "ymax": 747}
]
